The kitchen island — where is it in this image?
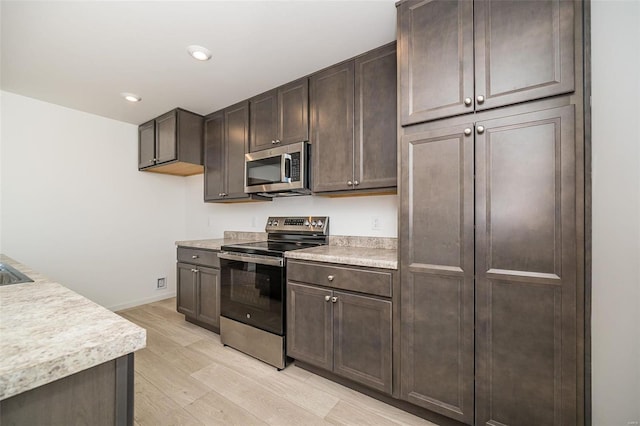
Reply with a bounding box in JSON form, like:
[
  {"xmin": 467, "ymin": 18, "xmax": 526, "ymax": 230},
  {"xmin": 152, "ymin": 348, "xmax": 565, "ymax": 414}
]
[{"xmin": 0, "ymin": 254, "xmax": 146, "ymax": 425}]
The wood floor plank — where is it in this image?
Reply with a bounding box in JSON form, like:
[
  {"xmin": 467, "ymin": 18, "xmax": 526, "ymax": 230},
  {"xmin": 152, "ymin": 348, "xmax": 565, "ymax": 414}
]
[
  {"xmin": 134, "ymin": 373, "xmax": 203, "ymax": 426},
  {"xmin": 325, "ymin": 400, "xmax": 403, "ymax": 426},
  {"xmin": 256, "ymin": 366, "xmax": 340, "ymax": 418},
  {"xmin": 186, "ymin": 390, "xmax": 268, "ymax": 426},
  {"xmin": 187, "ymin": 337, "xmax": 276, "ymax": 380},
  {"xmin": 135, "ymin": 348, "xmax": 211, "ymax": 407},
  {"xmin": 304, "ymin": 373, "xmax": 436, "ymax": 426},
  {"xmin": 191, "ymin": 363, "xmax": 330, "ymax": 425},
  {"xmin": 119, "ymin": 309, "xmax": 204, "ymax": 347}
]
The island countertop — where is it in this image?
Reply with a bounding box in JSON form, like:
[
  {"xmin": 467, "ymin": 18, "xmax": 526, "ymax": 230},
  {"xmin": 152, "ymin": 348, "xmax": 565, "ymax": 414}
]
[{"xmin": 0, "ymin": 254, "xmax": 146, "ymax": 401}]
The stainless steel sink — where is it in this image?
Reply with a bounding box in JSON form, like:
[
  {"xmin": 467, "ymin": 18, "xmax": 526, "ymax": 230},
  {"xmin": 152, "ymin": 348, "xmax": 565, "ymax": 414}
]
[{"xmin": 0, "ymin": 263, "xmax": 34, "ymax": 285}]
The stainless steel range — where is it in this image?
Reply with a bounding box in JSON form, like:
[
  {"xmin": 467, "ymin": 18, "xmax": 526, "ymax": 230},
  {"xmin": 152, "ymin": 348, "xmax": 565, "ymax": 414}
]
[{"xmin": 217, "ymin": 216, "xmax": 329, "ymax": 369}]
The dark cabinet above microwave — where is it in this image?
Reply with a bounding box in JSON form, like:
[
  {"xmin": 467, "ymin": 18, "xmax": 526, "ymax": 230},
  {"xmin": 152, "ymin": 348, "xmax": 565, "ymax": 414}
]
[
  {"xmin": 138, "ymin": 108, "xmax": 204, "ymax": 176},
  {"xmin": 249, "ymin": 78, "xmax": 309, "ymax": 153}
]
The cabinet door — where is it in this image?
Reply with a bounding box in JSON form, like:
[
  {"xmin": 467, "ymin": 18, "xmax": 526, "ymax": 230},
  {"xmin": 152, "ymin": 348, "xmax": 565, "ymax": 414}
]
[
  {"xmin": 475, "ymin": 105, "xmax": 576, "ymax": 425},
  {"xmin": 398, "ymin": 0, "xmax": 474, "ymax": 125},
  {"xmin": 400, "ymin": 123, "xmax": 475, "ymax": 423},
  {"xmin": 310, "ymin": 61, "xmax": 355, "ymax": 192},
  {"xmin": 333, "ymin": 291, "xmax": 392, "ymax": 395},
  {"xmin": 249, "ymin": 89, "xmax": 278, "ymax": 153},
  {"xmin": 474, "ymin": 0, "xmax": 574, "ymax": 111},
  {"xmin": 177, "ymin": 263, "xmax": 197, "ymax": 318},
  {"xmin": 224, "ymin": 101, "xmax": 250, "ymax": 199},
  {"xmin": 278, "ymin": 78, "xmax": 309, "ymax": 146},
  {"xmin": 138, "ymin": 120, "xmax": 155, "ymax": 169},
  {"xmin": 354, "ymin": 43, "xmax": 397, "ymax": 191},
  {"xmin": 204, "ymin": 111, "xmax": 226, "ymax": 201},
  {"xmin": 196, "ymin": 266, "xmax": 220, "ymax": 329},
  {"xmin": 286, "ymin": 282, "xmax": 333, "ymax": 371},
  {"xmin": 155, "ymin": 110, "xmax": 178, "ymax": 164}
]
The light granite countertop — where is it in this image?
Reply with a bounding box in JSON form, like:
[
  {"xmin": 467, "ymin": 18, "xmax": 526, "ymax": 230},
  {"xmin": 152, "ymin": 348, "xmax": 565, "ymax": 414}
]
[
  {"xmin": 0, "ymin": 255, "xmax": 146, "ymax": 401},
  {"xmin": 176, "ymin": 233, "xmax": 398, "ymax": 269},
  {"xmin": 175, "ymin": 231, "xmax": 268, "ymax": 251},
  {"xmin": 285, "ymin": 245, "xmax": 398, "ymax": 270}
]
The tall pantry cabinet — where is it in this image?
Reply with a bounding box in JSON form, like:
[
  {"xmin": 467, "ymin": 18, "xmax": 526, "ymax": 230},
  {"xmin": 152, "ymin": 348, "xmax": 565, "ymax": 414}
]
[{"xmin": 396, "ymin": 1, "xmax": 587, "ymax": 425}]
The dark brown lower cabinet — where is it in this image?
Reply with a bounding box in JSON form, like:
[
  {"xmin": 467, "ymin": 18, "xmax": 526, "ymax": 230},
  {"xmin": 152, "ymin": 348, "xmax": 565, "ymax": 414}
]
[
  {"xmin": 176, "ymin": 248, "xmax": 221, "ymax": 332},
  {"xmin": 287, "ymin": 277, "xmax": 393, "ymax": 395},
  {"xmin": 400, "ymin": 122, "xmax": 475, "ymax": 424},
  {"xmin": 0, "ymin": 354, "xmax": 134, "ymax": 425},
  {"xmin": 400, "ymin": 103, "xmax": 579, "ymax": 425},
  {"xmin": 475, "ymin": 105, "xmax": 577, "ymax": 426}
]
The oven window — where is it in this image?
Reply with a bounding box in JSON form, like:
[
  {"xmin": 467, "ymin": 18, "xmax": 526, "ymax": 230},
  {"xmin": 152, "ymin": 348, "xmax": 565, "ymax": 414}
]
[
  {"xmin": 246, "ymin": 156, "xmax": 281, "ymax": 186},
  {"xmin": 220, "ymin": 259, "xmax": 285, "ymax": 335},
  {"xmin": 229, "ymin": 266, "xmax": 271, "ymax": 309}
]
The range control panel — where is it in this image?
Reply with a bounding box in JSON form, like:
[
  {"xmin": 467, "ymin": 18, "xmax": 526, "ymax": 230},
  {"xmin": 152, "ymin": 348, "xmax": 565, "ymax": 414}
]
[{"xmin": 265, "ymin": 216, "xmax": 329, "ymax": 235}]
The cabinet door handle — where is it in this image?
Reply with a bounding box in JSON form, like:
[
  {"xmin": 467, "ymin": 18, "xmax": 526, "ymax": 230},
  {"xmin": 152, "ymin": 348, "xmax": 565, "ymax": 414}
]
[
  {"xmin": 477, "ymin": 125, "xmax": 485, "ymax": 134},
  {"xmin": 271, "ymin": 140, "xmax": 276, "ymax": 144},
  {"xmin": 353, "ymin": 180, "xmax": 359, "ymax": 186},
  {"xmin": 327, "ymin": 275, "xmax": 334, "ymax": 282},
  {"xmin": 464, "ymin": 97, "xmax": 472, "ymax": 106},
  {"xmin": 191, "ymin": 268, "xmax": 197, "ymax": 273},
  {"xmin": 464, "ymin": 128, "xmax": 472, "ymax": 136},
  {"xmin": 191, "ymin": 255, "xmax": 199, "ymax": 259},
  {"xmin": 275, "ymin": 139, "xmax": 281, "ymax": 144},
  {"xmin": 476, "ymin": 95, "xmax": 485, "ymax": 104},
  {"xmin": 324, "ymin": 295, "xmax": 331, "ymax": 302},
  {"xmin": 347, "ymin": 181, "xmax": 353, "ymax": 186},
  {"xmin": 331, "ymin": 296, "xmax": 338, "ymax": 303}
]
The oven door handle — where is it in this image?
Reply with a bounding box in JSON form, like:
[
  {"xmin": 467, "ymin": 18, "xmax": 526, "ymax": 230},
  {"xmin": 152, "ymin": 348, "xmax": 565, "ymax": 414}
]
[{"xmin": 217, "ymin": 251, "xmax": 284, "ymax": 267}]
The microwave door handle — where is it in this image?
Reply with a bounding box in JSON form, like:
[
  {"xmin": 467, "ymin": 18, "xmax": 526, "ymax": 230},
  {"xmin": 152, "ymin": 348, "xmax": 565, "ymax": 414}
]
[{"xmin": 281, "ymin": 153, "xmax": 292, "ymax": 183}]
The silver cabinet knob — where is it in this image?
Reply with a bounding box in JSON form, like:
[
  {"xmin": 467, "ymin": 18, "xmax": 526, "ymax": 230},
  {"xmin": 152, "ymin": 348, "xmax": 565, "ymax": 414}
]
[
  {"xmin": 331, "ymin": 296, "xmax": 338, "ymax": 303},
  {"xmin": 464, "ymin": 128, "xmax": 472, "ymax": 136},
  {"xmin": 327, "ymin": 275, "xmax": 334, "ymax": 282},
  {"xmin": 325, "ymin": 295, "xmax": 331, "ymax": 302},
  {"xmin": 191, "ymin": 255, "xmax": 199, "ymax": 259},
  {"xmin": 271, "ymin": 140, "xmax": 276, "ymax": 144},
  {"xmin": 477, "ymin": 125, "xmax": 485, "ymax": 134},
  {"xmin": 191, "ymin": 268, "xmax": 197, "ymax": 273},
  {"xmin": 347, "ymin": 180, "xmax": 353, "ymax": 186},
  {"xmin": 275, "ymin": 139, "xmax": 281, "ymax": 144},
  {"xmin": 477, "ymin": 95, "xmax": 485, "ymax": 104},
  {"xmin": 354, "ymin": 180, "xmax": 359, "ymax": 186},
  {"xmin": 464, "ymin": 97, "xmax": 472, "ymax": 106}
]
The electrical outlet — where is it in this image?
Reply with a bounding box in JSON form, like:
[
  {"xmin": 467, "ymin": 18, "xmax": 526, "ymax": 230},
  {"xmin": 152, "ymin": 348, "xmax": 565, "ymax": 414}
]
[
  {"xmin": 156, "ymin": 277, "xmax": 166, "ymax": 290},
  {"xmin": 371, "ymin": 216, "xmax": 382, "ymax": 230}
]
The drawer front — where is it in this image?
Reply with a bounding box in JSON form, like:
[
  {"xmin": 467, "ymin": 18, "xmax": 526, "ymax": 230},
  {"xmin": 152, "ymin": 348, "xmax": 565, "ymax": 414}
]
[
  {"xmin": 287, "ymin": 261, "xmax": 392, "ymax": 298},
  {"xmin": 177, "ymin": 247, "xmax": 220, "ymax": 268}
]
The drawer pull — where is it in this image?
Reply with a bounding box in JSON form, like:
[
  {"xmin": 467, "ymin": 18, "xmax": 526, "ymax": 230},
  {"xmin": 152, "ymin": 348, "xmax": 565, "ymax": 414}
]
[
  {"xmin": 327, "ymin": 275, "xmax": 334, "ymax": 282},
  {"xmin": 324, "ymin": 295, "xmax": 331, "ymax": 302},
  {"xmin": 331, "ymin": 296, "xmax": 338, "ymax": 303},
  {"xmin": 192, "ymin": 255, "xmax": 199, "ymax": 259}
]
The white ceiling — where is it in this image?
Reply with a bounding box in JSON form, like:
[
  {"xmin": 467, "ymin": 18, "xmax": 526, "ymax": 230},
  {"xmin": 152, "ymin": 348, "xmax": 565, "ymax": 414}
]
[{"xmin": 0, "ymin": 1, "xmax": 397, "ymax": 125}]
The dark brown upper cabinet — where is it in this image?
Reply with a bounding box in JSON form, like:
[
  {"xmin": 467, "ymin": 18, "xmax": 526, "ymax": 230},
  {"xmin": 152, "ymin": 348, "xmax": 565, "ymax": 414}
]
[
  {"xmin": 398, "ymin": 0, "xmax": 574, "ymax": 126},
  {"xmin": 249, "ymin": 78, "xmax": 309, "ymax": 153},
  {"xmin": 138, "ymin": 108, "xmax": 204, "ymax": 176},
  {"xmin": 204, "ymin": 103, "xmax": 270, "ymax": 203},
  {"xmin": 311, "ymin": 42, "xmax": 397, "ymax": 194}
]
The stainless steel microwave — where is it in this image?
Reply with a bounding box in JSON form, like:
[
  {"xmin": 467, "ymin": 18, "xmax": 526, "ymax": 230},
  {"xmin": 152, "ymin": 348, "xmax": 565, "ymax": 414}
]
[{"xmin": 244, "ymin": 141, "xmax": 310, "ymax": 196}]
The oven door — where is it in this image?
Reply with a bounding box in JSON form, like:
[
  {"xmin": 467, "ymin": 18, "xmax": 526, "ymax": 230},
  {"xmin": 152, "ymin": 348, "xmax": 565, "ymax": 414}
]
[{"xmin": 218, "ymin": 252, "xmax": 285, "ymax": 336}]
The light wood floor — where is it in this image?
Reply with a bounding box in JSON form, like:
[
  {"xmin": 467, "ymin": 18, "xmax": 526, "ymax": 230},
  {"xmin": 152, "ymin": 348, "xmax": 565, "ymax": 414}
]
[{"xmin": 118, "ymin": 298, "xmax": 436, "ymax": 426}]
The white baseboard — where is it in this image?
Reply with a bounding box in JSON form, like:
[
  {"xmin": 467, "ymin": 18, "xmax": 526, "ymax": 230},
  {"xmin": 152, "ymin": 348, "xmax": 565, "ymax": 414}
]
[{"xmin": 108, "ymin": 292, "xmax": 176, "ymax": 312}]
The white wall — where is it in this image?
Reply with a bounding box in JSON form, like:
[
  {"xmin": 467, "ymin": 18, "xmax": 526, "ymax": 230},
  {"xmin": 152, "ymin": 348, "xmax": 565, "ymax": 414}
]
[
  {"xmin": 591, "ymin": 1, "xmax": 640, "ymax": 424},
  {"xmin": 0, "ymin": 91, "xmax": 185, "ymax": 310},
  {"xmin": 184, "ymin": 175, "xmax": 398, "ymax": 239}
]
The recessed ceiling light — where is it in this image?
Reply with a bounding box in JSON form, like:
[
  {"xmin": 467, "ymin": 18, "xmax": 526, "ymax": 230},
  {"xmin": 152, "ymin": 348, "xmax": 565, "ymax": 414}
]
[
  {"xmin": 187, "ymin": 45, "xmax": 212, "ymax": 61},
  {"xmin": 121, "ymin": 92, "xmax": 142, "ymax": 103}
]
